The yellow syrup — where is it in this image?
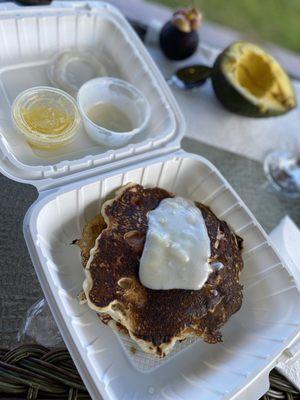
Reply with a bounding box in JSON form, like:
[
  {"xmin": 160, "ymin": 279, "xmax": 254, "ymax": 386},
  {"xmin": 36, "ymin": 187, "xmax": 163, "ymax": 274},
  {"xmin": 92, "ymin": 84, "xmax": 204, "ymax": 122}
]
[
  {"xmin": 21, "ymin": 104, "xmax": 75, "ymax": 135},
  {"xmin": 12, "ymin": 87, "xmax": 80, "ymax": 150}
]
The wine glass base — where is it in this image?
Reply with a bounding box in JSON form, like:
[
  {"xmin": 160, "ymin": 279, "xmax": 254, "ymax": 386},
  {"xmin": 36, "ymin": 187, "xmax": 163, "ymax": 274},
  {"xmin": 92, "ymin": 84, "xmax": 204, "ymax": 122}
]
[{"xmin": 264, "ymin": 150, "xmax": 300, "ymax": 198}]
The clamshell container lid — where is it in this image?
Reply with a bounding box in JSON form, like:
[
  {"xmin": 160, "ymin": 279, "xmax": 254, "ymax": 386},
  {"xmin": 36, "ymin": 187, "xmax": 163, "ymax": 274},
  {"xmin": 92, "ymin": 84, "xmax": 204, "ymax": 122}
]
[{"xmin": 0, "ymin": 1, "xmax": 185, "ymax": 191}]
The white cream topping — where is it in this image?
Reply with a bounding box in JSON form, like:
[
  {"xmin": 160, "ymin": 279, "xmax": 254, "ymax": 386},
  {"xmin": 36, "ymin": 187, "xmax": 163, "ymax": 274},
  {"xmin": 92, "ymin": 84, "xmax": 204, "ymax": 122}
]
[{"xmin": 139, "ymin": 196, "xmax": 212, "ymax": 290}]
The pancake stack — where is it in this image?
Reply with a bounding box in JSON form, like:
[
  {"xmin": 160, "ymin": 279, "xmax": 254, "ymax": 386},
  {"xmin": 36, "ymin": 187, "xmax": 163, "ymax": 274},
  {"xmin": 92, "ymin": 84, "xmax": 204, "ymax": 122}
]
[{"xmin": 76, "ymin": 183, "xmax": 243, "ymax": 357}]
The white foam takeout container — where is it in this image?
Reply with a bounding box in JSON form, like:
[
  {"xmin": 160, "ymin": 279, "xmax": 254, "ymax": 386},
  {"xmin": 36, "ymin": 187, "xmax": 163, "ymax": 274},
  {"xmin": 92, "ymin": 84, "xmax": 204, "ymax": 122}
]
[{"xmin": 0, "ymin": 2, "xmax": 300, "ymax": 400}]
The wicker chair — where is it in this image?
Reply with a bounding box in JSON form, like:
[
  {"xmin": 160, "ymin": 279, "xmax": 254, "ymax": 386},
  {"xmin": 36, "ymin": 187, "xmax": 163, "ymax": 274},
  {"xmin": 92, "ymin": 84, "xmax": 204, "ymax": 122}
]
[{"xmin": 0, "ymin": 345, "xmax": 299, "ymax": 400}]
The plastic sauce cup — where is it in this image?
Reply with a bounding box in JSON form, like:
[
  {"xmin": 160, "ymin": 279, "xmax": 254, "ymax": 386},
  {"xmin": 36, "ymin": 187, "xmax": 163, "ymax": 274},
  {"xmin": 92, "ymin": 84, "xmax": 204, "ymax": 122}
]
[
  {"xmin": 11, "ymin": 86, "xmax": 81, "ymax": 150},
  {"xmin": 77, "ymin": 77, "xmax": 151, "ymax": 148}
]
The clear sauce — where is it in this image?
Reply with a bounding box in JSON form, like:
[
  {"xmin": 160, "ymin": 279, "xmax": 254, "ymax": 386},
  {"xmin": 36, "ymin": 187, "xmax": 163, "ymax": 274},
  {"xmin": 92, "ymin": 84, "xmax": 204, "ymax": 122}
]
[
  {"xmin": 87, "ymin": 102, "xmax": 133, "ymax": 132},
  {"xmin": 21, "ymin": 104, "xmax": 74, "ymax": 135},
  {"xmin": 139, "ymin": 197, "xmax": 212, "ymax": 290}
]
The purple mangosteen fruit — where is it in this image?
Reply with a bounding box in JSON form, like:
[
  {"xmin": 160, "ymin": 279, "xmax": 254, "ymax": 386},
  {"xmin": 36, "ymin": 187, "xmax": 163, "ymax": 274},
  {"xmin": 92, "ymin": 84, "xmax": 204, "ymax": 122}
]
[{"xmin": 160, "ymin": 7, "xmax": 202, "ymax": 61}]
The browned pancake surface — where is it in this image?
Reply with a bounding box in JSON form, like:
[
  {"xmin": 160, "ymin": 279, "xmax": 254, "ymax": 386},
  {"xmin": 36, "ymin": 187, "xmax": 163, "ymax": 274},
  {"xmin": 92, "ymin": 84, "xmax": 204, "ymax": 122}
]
[
  {"xmin": 85, "ymin": 184, "xmax": 243, "ymax": 353},
  {"xmin": 75, "ymin": 214, "xmax": 106, "ymax": 267}
]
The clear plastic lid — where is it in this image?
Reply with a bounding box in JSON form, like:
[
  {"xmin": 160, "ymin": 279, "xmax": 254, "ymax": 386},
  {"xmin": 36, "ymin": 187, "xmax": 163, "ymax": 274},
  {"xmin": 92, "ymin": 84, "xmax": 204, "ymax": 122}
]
[{"xmin": 48, "ymin": 49, "xmax": 108, "ymax": 98}]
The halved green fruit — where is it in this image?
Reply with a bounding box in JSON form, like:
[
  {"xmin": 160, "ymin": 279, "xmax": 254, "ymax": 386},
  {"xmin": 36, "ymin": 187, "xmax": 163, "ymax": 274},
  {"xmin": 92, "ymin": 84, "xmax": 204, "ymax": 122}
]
[{"xmin": 211, "ymin": 42, "xmax": 297, "ymax": 117}]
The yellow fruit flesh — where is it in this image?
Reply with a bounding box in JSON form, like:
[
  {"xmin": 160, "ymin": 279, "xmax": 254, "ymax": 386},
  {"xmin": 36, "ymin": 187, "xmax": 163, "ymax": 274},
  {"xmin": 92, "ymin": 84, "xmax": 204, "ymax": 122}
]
[
  {"xmin": 224, "ymin": 43, "xmax": 296, "ymax": 113},
  {"xmin": 236, "ymin": 52, "xmax": 275, "ymax": 98}
]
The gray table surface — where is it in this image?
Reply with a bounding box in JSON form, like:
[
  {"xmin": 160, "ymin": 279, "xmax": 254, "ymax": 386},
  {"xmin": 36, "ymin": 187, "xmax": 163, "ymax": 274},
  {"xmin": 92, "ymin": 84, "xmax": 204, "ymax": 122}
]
[{"xmin": 0, "ymin": 137, "xmax": 300, "ymax": 348}]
